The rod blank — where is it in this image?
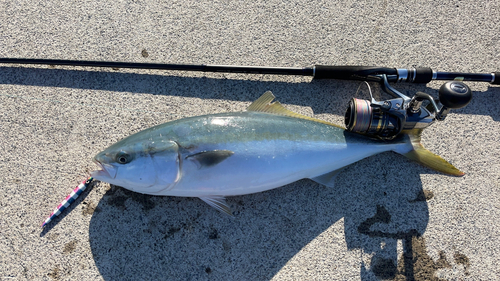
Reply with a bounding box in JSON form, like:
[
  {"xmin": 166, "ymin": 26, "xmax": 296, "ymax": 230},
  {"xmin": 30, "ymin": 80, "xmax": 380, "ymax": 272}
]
[
  {"xmin": 0, "ymin": 58, "xmax": 498, "ymax": 84},
  {"xmin": 0, "ymin": 58, "xmax": 313, "ymax": 76}
]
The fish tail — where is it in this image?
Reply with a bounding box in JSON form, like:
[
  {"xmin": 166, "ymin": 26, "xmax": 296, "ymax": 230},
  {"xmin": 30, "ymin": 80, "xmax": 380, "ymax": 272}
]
[{"xmin": 395, "ymin": 129, "xmax": 464, "ymax": 176}]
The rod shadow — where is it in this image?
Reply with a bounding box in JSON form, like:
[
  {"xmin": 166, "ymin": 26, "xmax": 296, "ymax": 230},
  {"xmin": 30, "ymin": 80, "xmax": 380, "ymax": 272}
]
[{"xmin": 1, "ymin": 66, "xmax": 498, "ymax": 120}]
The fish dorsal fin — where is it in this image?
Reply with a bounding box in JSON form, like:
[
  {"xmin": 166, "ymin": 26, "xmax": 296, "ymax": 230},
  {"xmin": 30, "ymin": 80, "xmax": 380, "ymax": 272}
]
[{"xmin": 247, "ymin": 91, "xmax": 343, "ymax": 129}]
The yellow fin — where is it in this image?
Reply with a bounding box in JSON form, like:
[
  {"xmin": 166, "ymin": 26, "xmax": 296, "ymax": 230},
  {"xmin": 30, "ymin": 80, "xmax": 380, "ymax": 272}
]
[
  {"xmin": 402, "ymin": 129, "xmax": 464, "ymax": 176},
  {"xmin": 247, "ymin": 91, "xmax": 343, "ymax": 129}
]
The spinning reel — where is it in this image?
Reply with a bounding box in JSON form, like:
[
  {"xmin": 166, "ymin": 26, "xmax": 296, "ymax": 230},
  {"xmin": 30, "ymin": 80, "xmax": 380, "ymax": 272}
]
[{"xmin": 344, "ymin": 75, "xmax": 473, "ymax": 139}]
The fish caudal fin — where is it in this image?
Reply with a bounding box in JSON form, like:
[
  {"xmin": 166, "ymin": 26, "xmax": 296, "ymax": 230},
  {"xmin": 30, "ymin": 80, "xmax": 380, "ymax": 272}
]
[{"xmin": 399, "ymin": 129, "xmax": 464, "ymax": 176}]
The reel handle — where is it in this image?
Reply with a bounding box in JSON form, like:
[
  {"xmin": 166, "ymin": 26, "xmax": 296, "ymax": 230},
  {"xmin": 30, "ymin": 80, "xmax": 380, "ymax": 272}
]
[{"xmin": 436, "ymin": 81, "xmax": 472, "ymax": 120}]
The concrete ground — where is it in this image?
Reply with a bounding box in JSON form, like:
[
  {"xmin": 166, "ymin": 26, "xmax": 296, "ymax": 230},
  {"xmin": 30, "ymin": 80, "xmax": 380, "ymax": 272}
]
[{"xmin": 1, "ymin": 0, "xmax": 499, "ymax": 280}]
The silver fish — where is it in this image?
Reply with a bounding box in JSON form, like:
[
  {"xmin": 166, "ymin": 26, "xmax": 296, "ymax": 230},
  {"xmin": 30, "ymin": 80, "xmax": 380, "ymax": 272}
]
[{"xmin": 91, "ymin": 92, "xmax": 463, "ymax": 215}]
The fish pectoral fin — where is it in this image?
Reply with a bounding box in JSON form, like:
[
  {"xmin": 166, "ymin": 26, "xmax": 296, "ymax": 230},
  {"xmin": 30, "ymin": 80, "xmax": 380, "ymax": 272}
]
[
  {"xmin": 310, "ymin": 168, "xmax": 344, "ymax": 188},
  {"xmin": 247, "ymin": 91, "xmax": 343, "ymax": 129},
  {"xmin": 185, "ymin": 150, "xmax": 234, "ymax": 169},
  {"xmin": 199, "ymin": 196, "xmax": 233, "ymax": 216}
]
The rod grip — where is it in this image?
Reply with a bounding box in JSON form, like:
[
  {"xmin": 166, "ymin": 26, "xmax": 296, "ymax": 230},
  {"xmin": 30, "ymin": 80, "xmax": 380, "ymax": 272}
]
[
  {"xmin": 412, "ymin": 67, "xmax": 433, "ymax": 83},
  {"xmin": 313, "ymin": 65, "xmax": 398, "ymax": 80},
  {"xmin": 492, "ymin": 72, "xmax": 500, "ymax": 85}
]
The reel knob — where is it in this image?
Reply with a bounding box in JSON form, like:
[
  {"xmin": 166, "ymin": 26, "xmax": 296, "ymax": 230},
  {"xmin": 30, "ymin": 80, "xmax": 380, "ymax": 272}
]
[
  {"xmin": 436, "ymin": 81, "xmax": 472, "ymax": 120},
  {"xmin": 439, "ymin": 81, "xmax": 472, "ymax": 109}
]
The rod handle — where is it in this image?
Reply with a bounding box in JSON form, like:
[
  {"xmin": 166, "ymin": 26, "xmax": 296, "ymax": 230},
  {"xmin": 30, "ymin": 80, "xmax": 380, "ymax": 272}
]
[
  {"xmin": 411, "ymin": 67, "xmax": 433, "ymax": 83},
  {"xmin": 313, "ymin": 65, "xmax": 398, "ymax": 80}
]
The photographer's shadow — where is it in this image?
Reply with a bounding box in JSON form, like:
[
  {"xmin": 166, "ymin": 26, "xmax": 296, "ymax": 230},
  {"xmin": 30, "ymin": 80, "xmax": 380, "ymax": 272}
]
[{"xmin": 88, "ymin": 151, "xmax": 436, "ymax": 280}]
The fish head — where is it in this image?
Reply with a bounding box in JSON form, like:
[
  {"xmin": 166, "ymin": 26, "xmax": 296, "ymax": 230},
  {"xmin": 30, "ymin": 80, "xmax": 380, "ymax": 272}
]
[{"xmin": 91, "ymin": 138, "xmax": 181, "ymax": 194}]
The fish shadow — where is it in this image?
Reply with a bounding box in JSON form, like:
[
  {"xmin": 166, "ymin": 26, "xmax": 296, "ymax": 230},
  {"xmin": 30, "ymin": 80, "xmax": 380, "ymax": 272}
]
[{"xmin": 88, "ymin": 152, "xmax": 433, "ymax": 280}]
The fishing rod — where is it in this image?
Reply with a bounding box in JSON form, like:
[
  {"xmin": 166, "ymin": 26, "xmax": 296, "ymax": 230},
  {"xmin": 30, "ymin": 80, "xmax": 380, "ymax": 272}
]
[
  {"xmin": 0, "ymin": 57, "xmax": 488, "ymax": 140},
  {"xmin": 0, "ymin": 57, "xmax": 498, "ymax": 84}
]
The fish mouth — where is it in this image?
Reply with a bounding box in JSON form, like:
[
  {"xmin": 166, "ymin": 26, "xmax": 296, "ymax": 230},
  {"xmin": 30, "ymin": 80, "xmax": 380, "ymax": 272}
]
[{"xmin": 90, "ymin": 159, "xmax": 118, "ymax": 180}]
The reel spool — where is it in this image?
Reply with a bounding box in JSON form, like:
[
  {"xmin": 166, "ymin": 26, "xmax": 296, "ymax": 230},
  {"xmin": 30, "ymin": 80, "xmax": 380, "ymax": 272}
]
[{"xmin": 345, "ymin": 98, "xmax": 401, "ymax": 139}]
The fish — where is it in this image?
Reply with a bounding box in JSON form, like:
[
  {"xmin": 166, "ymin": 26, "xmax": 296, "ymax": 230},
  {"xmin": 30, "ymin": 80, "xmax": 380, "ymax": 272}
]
[{"xmin": 91, "ymin": 91, "xmax": 463, "ymax": 215}]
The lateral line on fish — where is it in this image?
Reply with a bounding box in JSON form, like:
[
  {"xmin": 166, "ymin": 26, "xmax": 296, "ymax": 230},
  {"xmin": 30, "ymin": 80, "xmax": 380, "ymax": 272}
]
[{"xmin": 41, "ymin": 177, "xmax": 94, "ymax": 228}]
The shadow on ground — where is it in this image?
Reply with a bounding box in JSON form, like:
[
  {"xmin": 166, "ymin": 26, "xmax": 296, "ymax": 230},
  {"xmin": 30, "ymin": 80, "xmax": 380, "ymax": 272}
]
[
  {"xmin": 1, "ymin": 66, "xmax": 499, "ymax": 121},
  {"xmin": 4, "ymin": 65, "xmax": 479, "ymax": 279},
  {"xmin": 87, "ymin": 152, "xmax": 440, "ymax": 280}
]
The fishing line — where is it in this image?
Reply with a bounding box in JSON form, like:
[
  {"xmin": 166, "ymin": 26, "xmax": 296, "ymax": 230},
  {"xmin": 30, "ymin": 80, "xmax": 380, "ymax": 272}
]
[
  {"xmin": 0, "ymin": 92, "xmax": 179, "ymax": 116},
  {"xmin": 0, "ymin": 162, "xmax": 88, "ymax": 178}
]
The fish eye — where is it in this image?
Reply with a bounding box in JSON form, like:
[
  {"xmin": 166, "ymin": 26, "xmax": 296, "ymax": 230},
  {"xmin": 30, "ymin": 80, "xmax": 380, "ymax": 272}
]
[{"xmin": 115, "ymin": 152, "xmax": 131, "ymax": 164}]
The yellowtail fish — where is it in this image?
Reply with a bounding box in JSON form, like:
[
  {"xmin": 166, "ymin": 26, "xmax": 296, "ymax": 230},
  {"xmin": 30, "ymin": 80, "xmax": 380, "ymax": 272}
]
[{"xmin": 91, "ymin": 92, "xmax": 463, "ymax": 215}]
